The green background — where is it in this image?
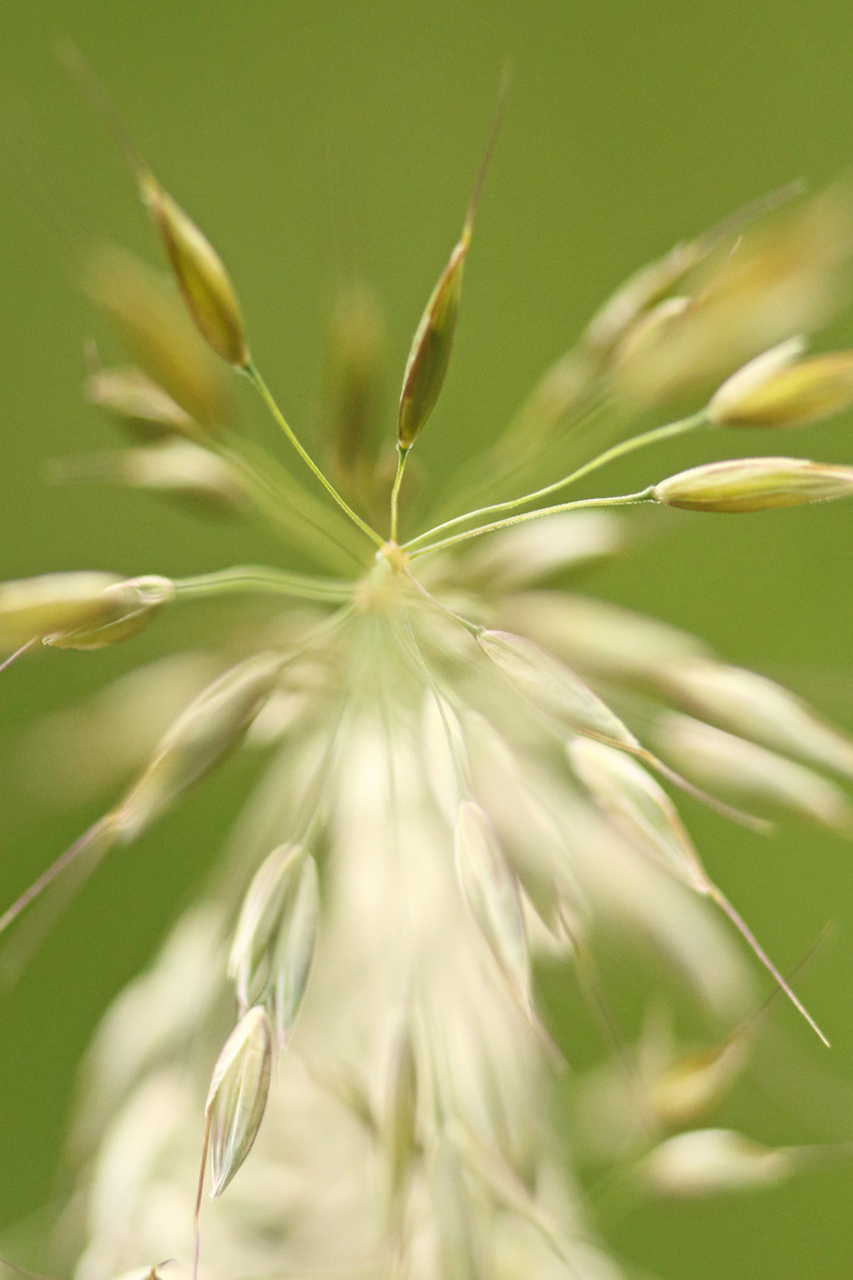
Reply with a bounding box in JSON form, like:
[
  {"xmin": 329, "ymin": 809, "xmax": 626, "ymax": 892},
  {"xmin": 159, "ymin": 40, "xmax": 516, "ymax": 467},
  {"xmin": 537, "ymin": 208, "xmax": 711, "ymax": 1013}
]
[{"xmin": 1, "ymin": 2, "xmax": 853, "ymax": 1276}]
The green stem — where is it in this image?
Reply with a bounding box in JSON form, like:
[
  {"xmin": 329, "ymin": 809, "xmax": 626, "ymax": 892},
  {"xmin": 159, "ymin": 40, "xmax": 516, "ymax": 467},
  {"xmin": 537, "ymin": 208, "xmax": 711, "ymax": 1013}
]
[
  {"xmin": 244, "ymin": 361, "xmax": 384, "ymax": 548},
  {"xmin": 389, "ymin": 447, "xmax": 409, "ymax": 543},
  {"xmin": 215, "ymin": 440, "xmax": 364, "ymax": 572},
  {"xmin": 172, "ymin": 566, "xmax": 355, "ymax": 604},
  {"xmin": 403, "ymin": 409, "xmax": 707, "ymax": 551},
  {"xmin": 408, "ymin": 488, "xmax": 655, "ymax": 559}
]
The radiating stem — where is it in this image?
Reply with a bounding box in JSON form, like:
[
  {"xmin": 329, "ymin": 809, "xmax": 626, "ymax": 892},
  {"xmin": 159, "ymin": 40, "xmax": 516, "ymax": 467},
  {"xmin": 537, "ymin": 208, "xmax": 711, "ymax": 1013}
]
[
  {"xmin": 215, "ymin": 436, "xmax": 366, "ymax": 573},
  {"xmin": 244, "ymin": 361, "xmax": 384, "ymax": 548},
  {"xmin": 408, "ymin": 487, "xmax": 656, "ymax": 559},
  {"xmin": 172, "ymin": 566, "xmax": 355, "ymax": 604},
  {"xmin": 403, "ymin": 409, "xmax": 707, "ymax": 550},
  {"xmin": 389, "ymin": 447, "xmax": 409, "ymax": 543}
]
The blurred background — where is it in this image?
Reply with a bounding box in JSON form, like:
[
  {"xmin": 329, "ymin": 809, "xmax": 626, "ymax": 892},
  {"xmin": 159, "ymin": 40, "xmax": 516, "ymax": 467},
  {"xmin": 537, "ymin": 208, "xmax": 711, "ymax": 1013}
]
[{"xmin": 1, "ymin": 1, "xmax": 852, "ymax": 1276}]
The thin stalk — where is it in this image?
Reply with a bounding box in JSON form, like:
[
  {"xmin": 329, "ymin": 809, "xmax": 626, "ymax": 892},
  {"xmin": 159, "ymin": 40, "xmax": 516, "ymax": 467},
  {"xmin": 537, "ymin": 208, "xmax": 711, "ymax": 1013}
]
[
  {"xmin": 403, "ymin": 409, "xmax": 707, "ymax": 551},
  {"xmin": 218, "ymin": 435, "xmax": 368, "ymax": 572},
  {"xmin": 408, "ymin": 488, "xmax": 656, "ymax": 560},
  {"xmin": 244, "ymin": 361, "xmax": 384, "ymax": 548},
  {"xmin": 0, "ymin": 637, "xmax": 38, "ymax": 674},
  {"xmin": 709, "ymin": 885, "xmax": 830, "ymax": 1047},
  {"xmin": 194, "ymin": 1111, "xmax": 212, "ymax": 1280},
  {"xmin": 172, "ymin": 566, "xmax": 355, "ymax": 604},
  {"xmin": 389, "ymin": 447, "xmax": 409, "ymax": 543}
]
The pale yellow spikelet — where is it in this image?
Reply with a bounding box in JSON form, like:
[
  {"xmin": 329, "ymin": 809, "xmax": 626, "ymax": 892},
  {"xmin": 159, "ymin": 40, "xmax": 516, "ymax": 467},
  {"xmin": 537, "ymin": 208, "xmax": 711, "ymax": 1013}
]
[
  {"xmin": 205, "ymin": 1005, "xmax": 273, "ymax": 1197},
  {"xmin": 43, "ymin": 575, "xmax": 175, "ymax": 650},
  {"xmin": 638, "ymin": 1128, "xmax": 795, "ymax": 1198},
  {"xmin": 477, "ymin": 629, "xmax": 640, "ymax": 750},
  {"xmin": 708, "ymin": 339, "xmax": 853, "ymax": 427},
  {"xmin": 652, "ymin": 456, "xmax": 853, "ymax": 511},
  {"xmin": 86, "ymin": 363, "xmax": 197, "ymax": 439}
]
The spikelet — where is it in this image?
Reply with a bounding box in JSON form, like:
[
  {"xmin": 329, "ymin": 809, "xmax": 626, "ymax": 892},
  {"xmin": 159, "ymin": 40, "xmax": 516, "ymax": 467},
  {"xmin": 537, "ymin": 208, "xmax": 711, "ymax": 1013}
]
[
  {"xmin": 477, "ymin": 629, "xmax": 640, "ymax": 750},
  {"xmin": 397, "ymin": 80, "xmax": 506, "ymax": 450},
  {"xmin": 652, "ymin": 456, "xmax": 853, "ymax": 512},
  {"xmin": 638, "ymin": 1129, "xmax": 795, "ymax": 1198},
  {"xmin": 0, "ymin": 572, "xmax": 125, "ymax": 647},
  {"xmin": 49, "ymin": 442, "xmax": 247, "ymax": 512},
  {"xmin": 0, "ymin": 572, "xmax": 173, "ymax": 651},
  {"xmin": 43, "ymin": 575, "xmax": 175, "ymax": 650},
  {"xmin": 205, "ymin": 1006, "xmax": 273, "ymax": 1197},
  {"xmin": 709, "ymin": 340, "xmax": 853, "ymax": 427},
  {"xmin": 228, "ymin": 843, "xmax": 306, "ymax": 1010},
  {"xmin": 85, "ymin": 363, "xmax": 197, "ymax": 439},
  {"xmin": 654, "ymin": 711, "xmax": 853, "ymax": 832},
  {"xmin": 398, "ymin": 235, "xmax": 470, "ymax": 450},
  {"xmin": 139, "ymin": 174, "xmax": 250, "ymax": 368}
]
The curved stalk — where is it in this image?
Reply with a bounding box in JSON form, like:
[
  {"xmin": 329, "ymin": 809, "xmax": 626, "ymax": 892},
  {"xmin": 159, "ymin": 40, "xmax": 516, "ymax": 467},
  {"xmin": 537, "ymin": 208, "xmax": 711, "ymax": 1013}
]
[
  {"xmin": 244, "ymin": 362, "xmax": 384, "ymax": 549},
  {"xmin": 408, "ymin": 487, "xmax": 656, "ymax": 559},
  {"xmin": 173, "ymin": 566, "xmax": 354, "ymax": 604},
  {"xmin": 403, "ymin": 409, "xmax": 707, "ymax": 551}
]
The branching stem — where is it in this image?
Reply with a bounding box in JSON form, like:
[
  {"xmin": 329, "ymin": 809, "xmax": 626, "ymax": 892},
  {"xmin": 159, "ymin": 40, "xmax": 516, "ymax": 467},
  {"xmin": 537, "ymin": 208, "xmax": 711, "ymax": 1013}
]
[
  {"xmin": 403, "ymin": 409, "xmax": 707, "ymax": 551},
  {"xmin": 408, "ymin": 487, "xmax": 656, "ymax": 559}
]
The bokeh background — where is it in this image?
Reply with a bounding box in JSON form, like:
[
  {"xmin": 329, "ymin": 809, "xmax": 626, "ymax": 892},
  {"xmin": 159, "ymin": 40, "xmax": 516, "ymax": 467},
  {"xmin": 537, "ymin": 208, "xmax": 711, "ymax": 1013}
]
[{"xmin": 1, "ymin": 2, "xmax": 852, "ymax": 1276}]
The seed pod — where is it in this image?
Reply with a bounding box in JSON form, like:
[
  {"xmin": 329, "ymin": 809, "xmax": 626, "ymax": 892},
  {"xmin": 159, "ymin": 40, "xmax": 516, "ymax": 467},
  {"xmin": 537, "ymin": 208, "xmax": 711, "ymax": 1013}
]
[
  {"xmin": 454, "ymin": 800, "xmax": 530, "ymax": 1012},
  {"xmin": 86, "ymin": 364, "xmax": 196, "ymax": 439},
  {"xmin": 0, "ymin": 571, "xmax": 124, "ymax": 648},
  {"xmin": 478, "ymin": 629, "xmax": 639, "ymax": 750},
  {"xmin": 708, "ymin": 339, "xmax": 853, "ymax": 427},
  {"xmin": 638, "ymin": 1128, "xmax": 794, "ymax": 1198},
  {"xmin": 567, "ymin": 738, "xmax": 710, "ymax": 895},
  {"xmin": 271, "ymin": 855, "xmax": 319, "ymax": 1048},
  {"xmin": 115, "ymin": 651, "xmax": 284, "ymax": 840},
  {"xmin": 228, "ymin": 843, "xmax": 304, "ymax": 1009},
  {"xmin": 652, "ymin": 457, "xmax": 853, "ymax": 512},
  {"xmin": 139, "ymin": 174, "xmax": 249, "ymax": 368},
  {"xmin": 205, "ymin": 1005, "xmax": 272, "ymax": 1197},
  {"xmin": 43, "ymin": 575, "xmax": 174, "ymax": 650}
]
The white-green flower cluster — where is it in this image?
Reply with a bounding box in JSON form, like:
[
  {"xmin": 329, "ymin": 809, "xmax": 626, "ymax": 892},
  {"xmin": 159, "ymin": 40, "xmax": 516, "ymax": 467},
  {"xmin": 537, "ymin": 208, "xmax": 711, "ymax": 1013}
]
[{"xmin": 6, "ymin": 77, "xmax": 853, "ymax": 1280}]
